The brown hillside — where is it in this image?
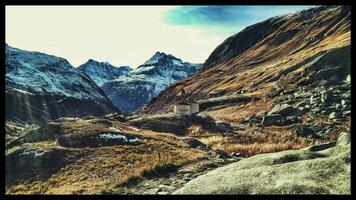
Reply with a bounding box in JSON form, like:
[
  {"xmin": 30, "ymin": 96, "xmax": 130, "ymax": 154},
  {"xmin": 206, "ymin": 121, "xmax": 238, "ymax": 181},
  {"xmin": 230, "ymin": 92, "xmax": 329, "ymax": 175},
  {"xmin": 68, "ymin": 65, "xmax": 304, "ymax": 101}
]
[{"xmin": 139, "ymin": 5, "xmax": 350, "ymax": 115}]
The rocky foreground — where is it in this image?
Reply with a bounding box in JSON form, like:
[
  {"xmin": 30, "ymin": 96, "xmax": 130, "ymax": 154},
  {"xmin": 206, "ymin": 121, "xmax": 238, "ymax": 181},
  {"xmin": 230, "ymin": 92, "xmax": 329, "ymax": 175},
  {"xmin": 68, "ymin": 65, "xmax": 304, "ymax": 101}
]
[{"xmin": 175, "ymin": 132, "xmax": 350, "ymax": 194}]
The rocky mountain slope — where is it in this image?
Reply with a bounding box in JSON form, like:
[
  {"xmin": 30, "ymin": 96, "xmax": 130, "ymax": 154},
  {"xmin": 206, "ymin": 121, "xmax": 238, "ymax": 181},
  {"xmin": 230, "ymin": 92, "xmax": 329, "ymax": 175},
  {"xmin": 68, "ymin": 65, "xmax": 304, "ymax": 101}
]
[
  {"xmin": 5, "ymin": 44, "xmax": 119, "ymax": 125},
  {"xmin": 140, "ymin": 6, "xmax": 350, "ymax": 115},
  {"xmin": 101, "ymin": 52, "xmax": 202, "ymax": 112},
  {"xmin": 78, "ymin": 59, "xmax": 132, "ymax": 86}
]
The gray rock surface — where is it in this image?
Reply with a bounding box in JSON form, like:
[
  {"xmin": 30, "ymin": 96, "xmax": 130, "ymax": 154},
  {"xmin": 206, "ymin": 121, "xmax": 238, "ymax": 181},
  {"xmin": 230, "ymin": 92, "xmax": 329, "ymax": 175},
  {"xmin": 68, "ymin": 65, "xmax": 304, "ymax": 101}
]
[{"xmin": 174, "ymin": 132, "xmax": 350, "ymax": 194}]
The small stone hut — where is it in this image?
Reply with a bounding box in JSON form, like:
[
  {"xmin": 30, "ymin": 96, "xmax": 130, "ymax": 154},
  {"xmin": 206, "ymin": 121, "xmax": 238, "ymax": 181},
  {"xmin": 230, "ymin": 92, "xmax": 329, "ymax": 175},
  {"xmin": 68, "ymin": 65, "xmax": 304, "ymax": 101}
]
[
  {"xmin": 174, "ymin": 88, "xmax": 199, "ymax": 115},
  {"xmin": 174, "ymin": 99, "xmax": 199, "ymax": 115}
]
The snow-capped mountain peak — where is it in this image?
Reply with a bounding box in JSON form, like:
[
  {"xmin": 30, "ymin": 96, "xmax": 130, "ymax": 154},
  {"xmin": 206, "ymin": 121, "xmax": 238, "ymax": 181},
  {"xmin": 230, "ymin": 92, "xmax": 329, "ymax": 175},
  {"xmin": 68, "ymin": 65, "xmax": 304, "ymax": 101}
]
[
  {"xmin": 78, "ymin": 59, "xmax": 132, "ymax": 86},
  {"xmin": 5, "ymin": 44, "xmax": 119, "ymax": 124},
  {"xmin": 142, "ymin": 51, "xmax": 183, "ymax": 67},
  {"xmin": 101, "ymin": 52, "xmax": 203, "ymax": 112}
]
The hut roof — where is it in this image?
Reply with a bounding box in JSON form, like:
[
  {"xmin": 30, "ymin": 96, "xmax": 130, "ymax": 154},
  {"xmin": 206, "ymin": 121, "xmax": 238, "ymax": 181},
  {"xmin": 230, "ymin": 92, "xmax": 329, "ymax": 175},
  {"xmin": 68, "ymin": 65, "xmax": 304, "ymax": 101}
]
[{"xmin": 175, "ymin": 98, "xmax": 198, "ymax": 105}]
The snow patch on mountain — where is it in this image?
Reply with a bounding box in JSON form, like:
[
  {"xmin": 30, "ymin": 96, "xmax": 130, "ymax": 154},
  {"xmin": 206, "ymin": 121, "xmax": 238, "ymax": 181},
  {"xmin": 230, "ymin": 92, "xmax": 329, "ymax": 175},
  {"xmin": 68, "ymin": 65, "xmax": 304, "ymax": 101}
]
[
  {"xmin": 5, "ymin": 45, "xmax": 110, "ymax": 100},
  {"xmin": 78, "ymin": 59, "xmax": 132, "ymax": 86},
  {"xmin": 101, "ymin": 51, "xmax": 203, "ymax": 112}
]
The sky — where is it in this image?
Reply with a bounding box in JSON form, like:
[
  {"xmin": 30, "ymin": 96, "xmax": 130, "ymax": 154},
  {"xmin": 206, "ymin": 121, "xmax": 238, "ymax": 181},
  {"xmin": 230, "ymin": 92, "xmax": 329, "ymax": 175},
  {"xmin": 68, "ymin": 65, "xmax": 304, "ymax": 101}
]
[{"xmin": 5, "ymin": 6, "xmax": 314, "ymax": 68}]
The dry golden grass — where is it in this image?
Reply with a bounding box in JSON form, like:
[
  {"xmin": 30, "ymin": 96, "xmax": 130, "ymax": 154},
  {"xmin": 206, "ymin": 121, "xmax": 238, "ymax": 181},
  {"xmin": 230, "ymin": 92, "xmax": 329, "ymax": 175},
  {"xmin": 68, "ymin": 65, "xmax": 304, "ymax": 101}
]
[
  {"xmin": 219, "ymin": 142, "xmax": 307, "ymax": 157},
  {"xmin": 7, "ymin": 141, "xmax": 205, "ymax": 194},
  {"xmin": 199, "ymin": 126, "xmax": 318, "ymax": 157},
  {"xmin": 206, "ymin": 98, "xmax": 273, "ymax": 125},
  {"xmin": 186, "ymin": 124, "xmax": 211, "ymax": 137},
  {"xmin": 6, "ymin": 120, "xmax": 207, "ymax": 194}
]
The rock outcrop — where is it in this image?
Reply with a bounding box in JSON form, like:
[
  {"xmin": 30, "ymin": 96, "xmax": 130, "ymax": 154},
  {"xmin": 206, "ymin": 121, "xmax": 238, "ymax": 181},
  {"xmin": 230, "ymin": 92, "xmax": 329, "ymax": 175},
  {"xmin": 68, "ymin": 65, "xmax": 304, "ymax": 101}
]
[
  {"xmin": 174, "ymin": 132, "xmax": 350, "ymax": 194},
  {"xmin": 6, "ymin": 145, "xmax": 67, "ymax": 186},
  {"xmin": 127, "ymin": 113, "xmax": 235, "ymax": 136}
]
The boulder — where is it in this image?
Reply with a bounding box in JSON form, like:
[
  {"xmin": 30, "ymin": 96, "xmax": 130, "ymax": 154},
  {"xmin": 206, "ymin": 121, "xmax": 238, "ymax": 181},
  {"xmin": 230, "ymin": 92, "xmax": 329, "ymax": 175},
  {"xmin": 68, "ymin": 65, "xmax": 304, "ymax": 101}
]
[
  {"xmin": 174, "ymin": 133, "xmax": 350, "ymax": 194},
  {"xmin": 214, "ymin": 121, "xmax": 234, "ymax": 133},
  {"xmin": 268, "ymin": 103, "xmax": 303, "ymax": 117},
  {"xmin": 336, "ymin": 132, "xmax": 351, "ymax": 146},
  {"xmin": 328, "ymin": 112, "xmax": 337, "ymax": 119},
  {"xmin": 294, "ymin": 91, "xmax": 312, "ymax": 99},
  {"xmin": 267, "ymin": 88, "xmax": 282, "ymax": 98},
  {"xmin": 127, "ymin": 114, "xmax": 190, "ymax": 135},
  {"xmin": 291, "ymin": 125, "xmax": 321, "ymax": 139},
  {"xmin": 6, "ymin": 145, "xmax": 67, "ymax": 185},
  {"xmin": 23, "ymin": 122, "xmax": 62, "ymax": 143},
  {"xmin": 341, "ymin": 92, "xmax": 351, "ymax": 100},
  {"xmin": 214, "ymin": 149, "xmax": 231, "ymax": 159},
  {"xmin": 342, "ymin": 111, "xmax": 351, "ymax": 116},
  {"xmin": 262, "ymin": 114, "xmax": 298, "ymax": 126},
  {"xmin": 181, "ymin": 137, "xmax": 208, "ymax": 150},
  {"xmin": 303, "ymin": 141, "xmax": 336, "ymax": 151},
  {"xmin": 345, "ymin": 74, "xmax": 350, "ymax": 83},
  {"xmin": 256, "ymin": 111, "xmax": 267, "ymax": 119}
]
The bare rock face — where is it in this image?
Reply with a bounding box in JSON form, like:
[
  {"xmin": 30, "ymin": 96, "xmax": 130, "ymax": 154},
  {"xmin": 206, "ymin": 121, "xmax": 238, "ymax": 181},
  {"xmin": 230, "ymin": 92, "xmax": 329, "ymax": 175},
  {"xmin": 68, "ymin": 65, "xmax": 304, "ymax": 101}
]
[
  {"xmin": 336, "ymin": 132, "xmax": 351, "ymax": 146},
  {"xmin": 127, "ymin": 113, "xmax": 235, "ymax": 136},
  {"xmin": 127, "ymin": 114, "xmax": 191, "ymax": 135},
  {"xmin": 180, "ymin": 137, "xmax": 208, "ymax": 150},
  {"xmin": 174, "ymin": 132, "xmax": 350, "ymax": 194},
  {"xmin": 6, "ymin": 145, "xmax": 67, "ymax": 186},
  {"xmin": 22, "ymin": 122, "xmax": 63, "ymax": 143}
]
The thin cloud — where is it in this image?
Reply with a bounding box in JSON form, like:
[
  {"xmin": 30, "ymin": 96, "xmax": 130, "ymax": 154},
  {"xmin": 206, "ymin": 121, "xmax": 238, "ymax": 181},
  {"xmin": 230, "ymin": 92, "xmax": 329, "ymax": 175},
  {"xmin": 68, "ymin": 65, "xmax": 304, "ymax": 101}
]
[{"xmin": 164, "ymin": 6, "xmax": 315, "ymax": 28}]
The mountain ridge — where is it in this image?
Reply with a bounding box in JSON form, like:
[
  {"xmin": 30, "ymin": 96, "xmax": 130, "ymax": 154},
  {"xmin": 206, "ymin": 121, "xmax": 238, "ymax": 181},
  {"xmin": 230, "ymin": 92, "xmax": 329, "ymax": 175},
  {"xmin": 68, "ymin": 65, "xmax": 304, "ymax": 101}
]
[
  {"xmin": 5, "ymin": 45, "xmax": 119, "ymax": 124},
  {"xmin": 78, "ymin": 59, "xmax": 132, "ymax": 86},
  {"xmin": 99, "ymin": 52, "xmax": 203, "ymax": 112},
  {"xmin": 139, "ymin": 5, "xmax": 350, "ymax": 114}
]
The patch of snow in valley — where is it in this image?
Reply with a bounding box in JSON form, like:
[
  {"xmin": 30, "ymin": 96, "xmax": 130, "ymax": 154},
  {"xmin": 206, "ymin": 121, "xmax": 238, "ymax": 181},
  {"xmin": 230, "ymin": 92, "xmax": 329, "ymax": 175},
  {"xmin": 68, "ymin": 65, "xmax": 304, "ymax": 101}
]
[
  {"xmin": 99, "ymin": 133, "xmax": 128, "ymax": 140},
  {"xmin": 98, "ymin": 133, "xmax": 143, "ymax": 143}
]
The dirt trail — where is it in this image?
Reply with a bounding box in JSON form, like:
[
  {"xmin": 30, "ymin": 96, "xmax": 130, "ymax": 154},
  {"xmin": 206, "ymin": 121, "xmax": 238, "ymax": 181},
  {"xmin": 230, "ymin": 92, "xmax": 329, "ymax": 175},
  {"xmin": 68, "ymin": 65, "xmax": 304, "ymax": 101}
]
[{"xmin": 115, "ymin": 155, "xmax": 242, "ymax": 194}]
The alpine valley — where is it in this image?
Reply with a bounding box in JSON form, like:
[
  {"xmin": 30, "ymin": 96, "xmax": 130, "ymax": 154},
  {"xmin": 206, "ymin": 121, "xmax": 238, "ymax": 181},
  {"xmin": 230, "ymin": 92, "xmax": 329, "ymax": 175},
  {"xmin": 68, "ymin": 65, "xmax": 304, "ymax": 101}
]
[{"xmin": 5, "ymin": 5, "xmax": 351, "ymax": 195}]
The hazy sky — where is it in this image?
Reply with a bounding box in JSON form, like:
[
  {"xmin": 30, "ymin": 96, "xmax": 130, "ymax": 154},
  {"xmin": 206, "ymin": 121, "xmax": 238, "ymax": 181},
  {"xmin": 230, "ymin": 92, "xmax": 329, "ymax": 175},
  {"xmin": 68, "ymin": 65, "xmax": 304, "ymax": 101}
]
[{"xmin": 6, "ymin": 6, "xmax": 313, "ymax": 68}]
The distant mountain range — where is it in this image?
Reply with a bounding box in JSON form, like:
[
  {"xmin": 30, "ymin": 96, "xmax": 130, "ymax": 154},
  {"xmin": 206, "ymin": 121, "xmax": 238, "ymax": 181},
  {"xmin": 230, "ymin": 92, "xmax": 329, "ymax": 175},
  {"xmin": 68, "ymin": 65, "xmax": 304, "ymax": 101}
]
[
  {"xmin": 80, "ymin": 52, "xmax": 203, "ymax": 112},
  {"xmin": 5, "ymin": 44, "xmax": 202, "ymax": 124}
]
